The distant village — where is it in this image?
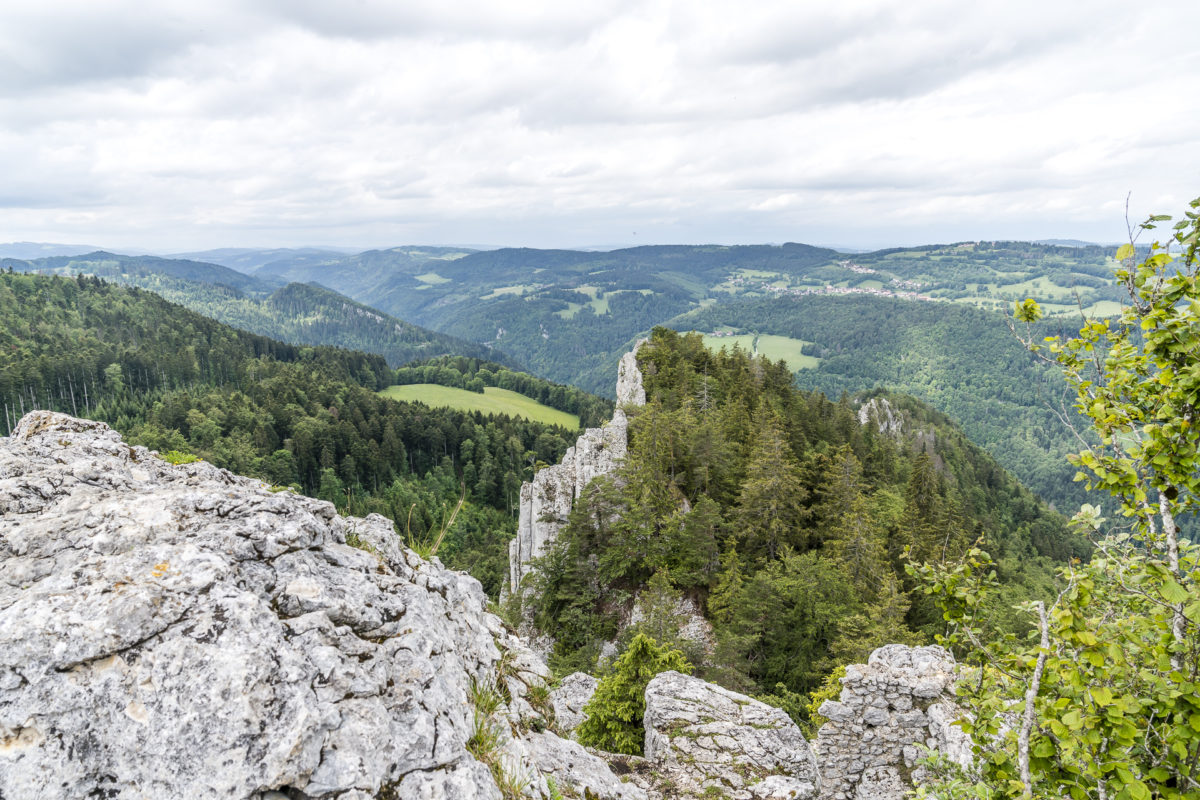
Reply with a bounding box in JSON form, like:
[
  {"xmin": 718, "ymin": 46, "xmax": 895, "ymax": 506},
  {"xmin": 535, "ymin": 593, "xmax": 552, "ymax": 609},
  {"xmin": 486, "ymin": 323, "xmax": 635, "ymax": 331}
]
[{"xmin": 722, "ymin": 260, "xmax": 935, "ymax": 302}]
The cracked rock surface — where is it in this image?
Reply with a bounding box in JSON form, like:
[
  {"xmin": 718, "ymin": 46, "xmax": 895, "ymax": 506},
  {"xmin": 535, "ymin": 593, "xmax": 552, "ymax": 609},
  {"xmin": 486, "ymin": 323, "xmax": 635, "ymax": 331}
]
[
  {"xmin": 549, "ymin": 672, "xmax": 598, "ymax": 737},
  {"xmin": 643, "ymin": 671, "xmax": 820, "ymax": 800},
  {"xmin": 0, "ymin": 411, "xmax": 618, "ymax": 800}
]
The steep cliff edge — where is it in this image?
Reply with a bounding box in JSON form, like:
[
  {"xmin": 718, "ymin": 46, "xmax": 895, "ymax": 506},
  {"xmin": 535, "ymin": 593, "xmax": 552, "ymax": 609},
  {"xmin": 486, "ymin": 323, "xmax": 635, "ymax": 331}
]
[
  {"xmin": 508, "ymin": 340, "xmax": 647, "ymax": 596},
  {"xmin": 0, "ymin": 411, "xmax": 636, "ymax": 799}
]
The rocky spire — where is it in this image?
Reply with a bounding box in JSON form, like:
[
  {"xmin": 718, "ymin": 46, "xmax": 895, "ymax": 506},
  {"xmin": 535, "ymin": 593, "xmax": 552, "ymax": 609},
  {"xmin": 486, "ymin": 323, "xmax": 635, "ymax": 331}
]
[{"xmin": 507, "ymin": 340, "xmax": 647, "ymax": 595}]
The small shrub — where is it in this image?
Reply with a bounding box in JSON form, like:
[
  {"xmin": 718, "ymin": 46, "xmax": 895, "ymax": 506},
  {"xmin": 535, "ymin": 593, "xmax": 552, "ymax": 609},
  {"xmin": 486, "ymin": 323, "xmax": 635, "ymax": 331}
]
[
  {"xmin": 160, "ymin": 450, "xmax": 200, "ymax": 465},
  {"xmin": 576, "ymin": 633, "xmax": 692, "ymax": 755}
]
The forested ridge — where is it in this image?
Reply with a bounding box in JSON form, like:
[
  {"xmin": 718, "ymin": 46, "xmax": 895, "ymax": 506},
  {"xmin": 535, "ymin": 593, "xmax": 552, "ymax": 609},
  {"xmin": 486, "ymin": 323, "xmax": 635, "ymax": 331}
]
[
  {"xmin": 0, "ymin": 272, "xmax": 593, "ymax": 595},
  {"xmin": 3, "ymin": 252, "xmax": 502, "ymax": 368},
  {"xmin": 670, "ymin": 294, "xmax": 1090, "ymax": 512},
  {"xmin": 528, "ymin": 328, "xmax": 1084, "ymax": 710}
]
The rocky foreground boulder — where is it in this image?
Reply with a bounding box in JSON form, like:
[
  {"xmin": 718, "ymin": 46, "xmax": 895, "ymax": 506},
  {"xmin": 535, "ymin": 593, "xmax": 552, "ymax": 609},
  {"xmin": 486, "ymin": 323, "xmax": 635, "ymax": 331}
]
[
  {"xmin": 549, "ymin": 672, "xmax": 599, "ymax": 736},
  {"xmin": 642, "ymin": 672, "xmax": 821, "ymax": 800},
  {"xmin": 0, "ymin": 412, "xmax": 629, "ymax": 799}
]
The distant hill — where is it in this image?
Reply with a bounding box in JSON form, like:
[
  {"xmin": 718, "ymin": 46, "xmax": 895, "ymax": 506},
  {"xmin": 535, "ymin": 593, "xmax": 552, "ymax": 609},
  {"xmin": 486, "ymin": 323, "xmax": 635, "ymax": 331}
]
[
  {"xmin": 3, "ymin": 251, "xmax": 281, "ymax": 294},
  {"xmin": 3, "ymin": 251, "xmax": 508, "ymax": 368},
  {"xmin": 258, "ymin": 242, "xmax": 839, "ymax": 393},
  {"xmin": 168, "ymin": 247, "xmax": 360, "ymax": 274},
  {"xmin": 251, "ymin": 239, "xmax": 1122, "ymax": 397}
]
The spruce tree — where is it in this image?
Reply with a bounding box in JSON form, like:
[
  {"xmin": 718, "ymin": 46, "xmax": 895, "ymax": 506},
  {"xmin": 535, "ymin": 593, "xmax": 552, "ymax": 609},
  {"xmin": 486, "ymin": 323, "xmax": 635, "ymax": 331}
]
[{"xmin": 576, "ymin": 634, "xmax": 692, "ymax": 755}]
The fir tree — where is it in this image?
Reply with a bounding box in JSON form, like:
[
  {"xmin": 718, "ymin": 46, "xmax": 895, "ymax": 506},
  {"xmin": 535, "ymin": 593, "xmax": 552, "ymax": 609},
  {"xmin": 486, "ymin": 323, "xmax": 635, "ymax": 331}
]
[{"xmin": 576, "ymin": 634, "xmax": 692, "ymax": 755}]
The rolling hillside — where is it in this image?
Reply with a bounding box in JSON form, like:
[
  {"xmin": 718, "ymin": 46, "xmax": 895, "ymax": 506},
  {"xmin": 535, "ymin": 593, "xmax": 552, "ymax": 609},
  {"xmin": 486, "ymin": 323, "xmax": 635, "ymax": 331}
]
[{"xmin": 3, "ymin": 252, "xmax": 507, "ymax": 368}]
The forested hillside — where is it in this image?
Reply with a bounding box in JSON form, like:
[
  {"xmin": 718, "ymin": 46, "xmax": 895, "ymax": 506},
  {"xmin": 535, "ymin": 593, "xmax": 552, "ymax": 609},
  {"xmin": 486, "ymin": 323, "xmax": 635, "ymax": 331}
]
[
  {"xmin": 251, "ymin": 240, "xmax": 1121, "ymax": 397},
  {"xmin": 528, "ymin": 328, "xmax": 1084, "ymax": 706},
  {"xmin": 669, "ymin": 294, "xmax": 1089, "ymax": 512},
  {"xmin": 3, "ymin": 252, "xmax": 503, "ymax": 367},
  {"xmin": 0, "ymin": 272, "xmax": 591, "ymax": 595},
  {"xmin": 257, "ymin": 243, "xmax": 839, "ymax": 392}
]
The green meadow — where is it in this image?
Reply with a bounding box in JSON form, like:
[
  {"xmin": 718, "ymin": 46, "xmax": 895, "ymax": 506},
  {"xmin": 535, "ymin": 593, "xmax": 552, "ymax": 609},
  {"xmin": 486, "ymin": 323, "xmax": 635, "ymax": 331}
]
[
  {"xmin": 379, "ymin": 384, "xmax": 580, "ymax": 428},
  {"xmin": 702, "ymin": 333, "xmax": 819, "ymax": 371}
]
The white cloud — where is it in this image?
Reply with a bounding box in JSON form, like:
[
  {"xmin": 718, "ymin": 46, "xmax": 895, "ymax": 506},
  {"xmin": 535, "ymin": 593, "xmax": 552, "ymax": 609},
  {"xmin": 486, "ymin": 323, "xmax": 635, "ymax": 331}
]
[{"xmin": 1, "ymin": 0, "xmax": 1198, "ymax": 250}]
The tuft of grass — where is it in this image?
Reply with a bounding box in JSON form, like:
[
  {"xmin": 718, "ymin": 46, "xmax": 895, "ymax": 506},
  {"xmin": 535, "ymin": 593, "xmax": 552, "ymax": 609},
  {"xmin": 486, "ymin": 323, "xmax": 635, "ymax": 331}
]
[
  {"xmin": 160, "ymin": 450, "xmax": 201, "ymax": 465},
  {"xmin": 466, "ymin": 677, "xmax": 528, "ymax": 800},
  {"xmin": 404, "ymin": 485, "xmax": 466, "ymax": 559},
  {"xmin": 344, "ymin": 530, "xmax": 377, "ymax": 555}
]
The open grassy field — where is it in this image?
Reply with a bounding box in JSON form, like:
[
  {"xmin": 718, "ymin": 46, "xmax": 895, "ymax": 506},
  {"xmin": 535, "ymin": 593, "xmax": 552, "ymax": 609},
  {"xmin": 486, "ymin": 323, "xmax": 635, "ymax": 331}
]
[
  {"xmin": 415, "ymin": 272, "xmax": 451, "ymax": 284},
  {"xmin": 702, "ymin": 333, "xmax": 819, "ymax": 371},
  {"xmin": 379, "ymin": 384, "xmax": 580, "ymax": 428},
  {"xmin": 482, "ymin": 284, "xmax": 537, "ymax": 299}
]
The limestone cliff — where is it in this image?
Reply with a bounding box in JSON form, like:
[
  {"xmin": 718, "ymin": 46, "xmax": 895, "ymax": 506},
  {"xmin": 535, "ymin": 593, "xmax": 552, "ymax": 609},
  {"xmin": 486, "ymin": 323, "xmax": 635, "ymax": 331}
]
[
  {"xmin": 0, "ymin": 412, "xmax": 635, "ymax": 800},
  {"xmin": 0, "ymin": 410, "xmax": 956, "ymax": 800},
  {"xmin": 508, "ymin": 341, "xmax": 647, "ymax": 595}
]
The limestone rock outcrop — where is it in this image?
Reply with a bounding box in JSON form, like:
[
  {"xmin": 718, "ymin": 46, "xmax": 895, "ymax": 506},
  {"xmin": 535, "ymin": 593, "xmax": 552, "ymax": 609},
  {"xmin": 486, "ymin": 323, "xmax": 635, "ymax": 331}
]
[
  {"xmin": 507, "ymin": 409, "xmax": 630, "ymax": 594},
  {"xmin": 549, "ymin": 672, "xmax": 599, "ymax": 737},
  {"xmin": 0, "ymin": 411, "xmax": 634, "ymax": 800},
  {"xmin": 525, "ymin": 731, "xmax": 647, "ymax": 800},
  {"xmin": 616, "ymin": 340, "xmax": 648, "ymax": 407},
  {"xmin": 642, "ymin": 671, "xmax": 821, "ymax": 800},
  {"xmin": 857, "ymin": 397, "xmax": 904, "ymax": 439},
  {"xmin": 508, "ymin": 341, "xmax": 647, "ymax": 595},
  {"xmin": 813, "ymin": 645, "xmax": 969, "ymax": 800}
]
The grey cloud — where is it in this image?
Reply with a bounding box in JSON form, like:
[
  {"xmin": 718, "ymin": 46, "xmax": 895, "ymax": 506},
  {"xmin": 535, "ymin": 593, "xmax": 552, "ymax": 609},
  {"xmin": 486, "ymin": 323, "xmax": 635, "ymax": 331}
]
[{"xmin": 250, "ymin": 0, "xmax": 621, "ymax": 45}]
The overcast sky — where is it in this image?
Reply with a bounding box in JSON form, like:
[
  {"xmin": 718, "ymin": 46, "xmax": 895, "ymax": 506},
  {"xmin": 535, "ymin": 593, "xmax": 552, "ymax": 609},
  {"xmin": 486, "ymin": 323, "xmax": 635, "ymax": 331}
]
[{"xmin": 2, "ymin": 0, "xmax": 1199, "ymax": 252}]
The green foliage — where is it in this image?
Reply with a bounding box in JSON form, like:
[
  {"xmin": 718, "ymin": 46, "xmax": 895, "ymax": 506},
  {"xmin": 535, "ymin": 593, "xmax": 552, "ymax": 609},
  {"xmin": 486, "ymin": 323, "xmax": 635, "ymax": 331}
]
[
  {"xmin": 577, "ymin": 634, "xmax": 693, "ymax": 755},
  {"xmin": 159, "ymin": 449, "xmax": 201, "ymax": 465},
  {"xmin": 914, "ymin": 198, "xmax": 1200, "ymax": 800},
  {"xmin": 805, "ymin": 665, "xmax": 847, "ymax": 733}
]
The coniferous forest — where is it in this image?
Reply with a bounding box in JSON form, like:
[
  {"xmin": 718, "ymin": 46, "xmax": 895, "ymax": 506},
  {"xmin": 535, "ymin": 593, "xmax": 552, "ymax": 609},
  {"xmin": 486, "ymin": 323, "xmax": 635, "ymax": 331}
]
[{"xmin": 529, "ymin": 327, "xmax": 1085, "ymax": 703}]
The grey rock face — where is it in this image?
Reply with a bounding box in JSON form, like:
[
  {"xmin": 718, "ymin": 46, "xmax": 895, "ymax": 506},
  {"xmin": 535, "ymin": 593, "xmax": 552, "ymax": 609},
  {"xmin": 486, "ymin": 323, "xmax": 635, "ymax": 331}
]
[
  {"xmin": 643, "ymin": 671, "xmax": 820, "ymax": 800},
  {"xmin": 857, "ymin": 397, "xmax": 903, "ymax": 439},
  {"xmin": 814, "ymin": 645, "xmax": 969, "ymax": 800},
  {"xmin": 616, "ymin": 340, "xmax": 648, "ymax": 407},
  {"xmin": 0, "ymin": 411, "xmax": 627, "ymax": 800},
  {"xmin": 525, "ymin": 731, "xmax": 647, "ymax": 800},
  {"xmin": 550, "ymin": 672, "xmax": 599, "ymax": 737},
  {"xmin": 507, "ymin": 410, "xmax": 629, "ymax": 595},
  {"xmin": 508, "ymin": 343, "xmax": 647, "ymax": 597}
]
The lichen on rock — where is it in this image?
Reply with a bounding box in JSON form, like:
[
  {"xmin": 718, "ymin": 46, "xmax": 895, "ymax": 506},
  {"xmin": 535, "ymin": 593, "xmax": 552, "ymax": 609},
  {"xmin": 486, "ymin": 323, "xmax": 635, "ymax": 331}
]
[{"xmin": 642, "ymin": 671, "xmax": 821, "ymax": 800}]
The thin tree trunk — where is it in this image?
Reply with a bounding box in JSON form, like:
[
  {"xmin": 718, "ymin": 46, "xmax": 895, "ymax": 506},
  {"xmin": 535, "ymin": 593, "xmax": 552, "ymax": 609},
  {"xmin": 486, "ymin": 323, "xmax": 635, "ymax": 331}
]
[
  {"xmin": 1161, "ymin": 494, "xmax": 1187, "ymax": 664},
  {"xmin": 1019, "ymin": 600, "xmax": 1050, "ymax": 799}
]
